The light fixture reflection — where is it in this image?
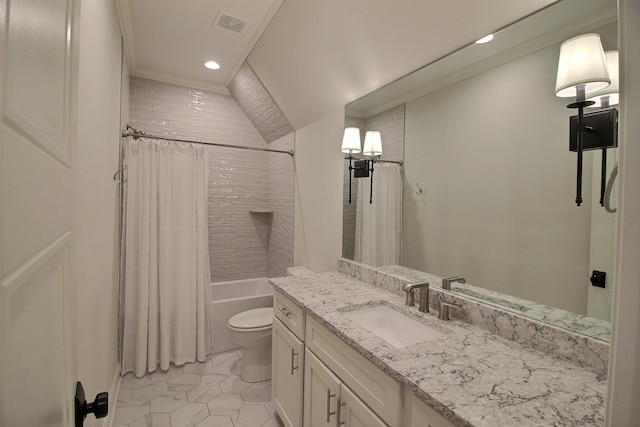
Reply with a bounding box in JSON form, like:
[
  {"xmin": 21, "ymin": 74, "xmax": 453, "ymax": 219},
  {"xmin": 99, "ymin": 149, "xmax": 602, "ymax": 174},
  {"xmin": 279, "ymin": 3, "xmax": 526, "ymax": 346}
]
[
  {"xmin": 205, "ymin": 60, "xmax": 221, "ymax": 70},
  {"xmin": 555, "ymin": 33, "xmax": 611, "ymax": 207},
  {"xmin": 475, "ymin": 34, "xmax": 494, "ymax": 44},
  {"xmin": 587, "ymin": 50, "xmax": 619, "ymax": 108}
]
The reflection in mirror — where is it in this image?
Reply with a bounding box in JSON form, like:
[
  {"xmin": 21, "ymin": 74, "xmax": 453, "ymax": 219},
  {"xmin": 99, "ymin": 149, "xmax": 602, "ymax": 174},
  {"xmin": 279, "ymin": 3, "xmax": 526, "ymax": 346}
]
[{"xmin": 343, "ymin": 0, "xmax": 617, "ymax": 341}]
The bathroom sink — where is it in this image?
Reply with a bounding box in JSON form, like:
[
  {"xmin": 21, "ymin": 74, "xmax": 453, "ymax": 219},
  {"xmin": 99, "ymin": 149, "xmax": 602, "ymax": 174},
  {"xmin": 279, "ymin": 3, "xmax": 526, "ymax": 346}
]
[{"xmin": 342, "ymin": 305, "xmax": 447, "ymax": 348}]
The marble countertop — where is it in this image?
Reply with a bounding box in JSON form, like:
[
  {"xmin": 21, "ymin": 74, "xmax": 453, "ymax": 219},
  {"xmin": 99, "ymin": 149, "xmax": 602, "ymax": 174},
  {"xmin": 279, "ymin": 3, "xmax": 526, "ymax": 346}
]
[
  {"xmin": 377, "ymin": 264, "xmax": 611, "ymax": 342},
  {"xmin": 269, "ymin": 272, "xmax": 606, "ymax": 427}
]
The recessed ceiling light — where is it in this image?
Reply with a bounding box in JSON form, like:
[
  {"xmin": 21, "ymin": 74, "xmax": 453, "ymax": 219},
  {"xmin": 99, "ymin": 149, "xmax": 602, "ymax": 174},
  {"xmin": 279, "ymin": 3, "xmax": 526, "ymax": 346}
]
[
  {"xmin": 205, "ymin": 60, "xmax": 220, "ymax": 70},
  {"xmin": 475, "ymin": 34, "xmax": 494, "ymax": 44}
]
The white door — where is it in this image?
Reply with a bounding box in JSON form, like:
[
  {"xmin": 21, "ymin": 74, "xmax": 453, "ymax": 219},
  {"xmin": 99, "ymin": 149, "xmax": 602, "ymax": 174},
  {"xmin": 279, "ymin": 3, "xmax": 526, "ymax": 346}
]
[
  {"xmin": 0, "ymin": 0, "xmax": 79, "ymax": 425},
  {"xmin": 272, "ymin": 317, "xmax": 305, "ymax": 427},
  {"xmin": 303, "ymin": 349, "xmax": 341, "ymax": 427}
]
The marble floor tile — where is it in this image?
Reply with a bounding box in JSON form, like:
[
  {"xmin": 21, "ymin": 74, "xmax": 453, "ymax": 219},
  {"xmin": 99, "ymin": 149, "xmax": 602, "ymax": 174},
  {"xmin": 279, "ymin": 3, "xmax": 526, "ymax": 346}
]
[
  {"xmin": 170, "ymin": 402, "xmax": 209, "ymax": 427},
  {"xmin": 231, "ymin": 405, "xmax": 270, "ymax": 426},
  {"xmin": 207, "ymin": 393, "xmax": 245, "ymax": 416},
  {"xmin": 150, "ymin": 391, "xmax": 188, "ymax": 413},
  {"xmin": 187, "ymin": 383, "xmax": 222, "ymax": 403},
  {"xmin": 114, "ymin": 350, "xmax": 283, "ymax": 427},
  {"xmin": 194, "ymin": 415, "xmax": 234, "ymax": 427},
  {"xmin": 241, "ymin": 384, "xmax": 271, "ymax": 403}
]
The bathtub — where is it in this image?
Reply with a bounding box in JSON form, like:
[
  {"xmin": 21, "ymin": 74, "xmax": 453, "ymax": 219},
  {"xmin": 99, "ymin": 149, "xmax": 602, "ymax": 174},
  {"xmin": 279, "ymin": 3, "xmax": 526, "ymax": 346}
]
[{"xmin": 210, "ymin": 277, "xmax": 273, "ymax": 354}]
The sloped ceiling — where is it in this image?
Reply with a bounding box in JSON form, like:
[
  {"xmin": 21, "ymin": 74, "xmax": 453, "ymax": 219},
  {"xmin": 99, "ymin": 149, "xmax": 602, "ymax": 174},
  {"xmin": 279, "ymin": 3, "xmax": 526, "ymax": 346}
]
[
  {"xmin": 116, "ymin": 0, "xmax": 284, "ymax": 94},
  {"xmin": 117, "ymin": 0, "xmax": 557, "ymax": 130},
  {"xmin": 247, "ymin": 0, "xmax": 556, "ymax": 130}
]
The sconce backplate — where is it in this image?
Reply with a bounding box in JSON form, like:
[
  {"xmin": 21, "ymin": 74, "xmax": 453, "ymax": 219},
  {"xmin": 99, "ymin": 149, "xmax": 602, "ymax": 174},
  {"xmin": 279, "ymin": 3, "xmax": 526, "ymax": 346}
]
[{"xmin": 569, "ymin": 107, "xmax": 618, "ymax": 152}]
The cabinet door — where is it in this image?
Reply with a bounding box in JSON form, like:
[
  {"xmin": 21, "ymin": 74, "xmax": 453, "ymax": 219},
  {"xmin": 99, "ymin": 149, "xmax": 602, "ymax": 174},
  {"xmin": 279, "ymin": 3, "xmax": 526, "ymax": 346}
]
[
  {"xmin": 339, "ymin": 384, "xmax": 387, "ymax": 427},
  {"xmin": 272, "ymin": 317, "xmax": 305, "ymax": 427},
  {"xmin": 304, "ymin": 349, "xmax": 341, "ymax": 427},
  {"xmin": 404, "ymin": 390, "xmax": 457, "ymax": 427}
]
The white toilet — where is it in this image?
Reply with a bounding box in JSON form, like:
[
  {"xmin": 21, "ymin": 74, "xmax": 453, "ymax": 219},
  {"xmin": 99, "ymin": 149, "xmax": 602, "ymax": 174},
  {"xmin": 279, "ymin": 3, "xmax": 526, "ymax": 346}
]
[
  {"xmin": 228, "ymin": 307, "xmax": 274, "ymax": 383},
  {"xmin": 228, "ymin": 267, "xmax": 314, "ymax": 383}
]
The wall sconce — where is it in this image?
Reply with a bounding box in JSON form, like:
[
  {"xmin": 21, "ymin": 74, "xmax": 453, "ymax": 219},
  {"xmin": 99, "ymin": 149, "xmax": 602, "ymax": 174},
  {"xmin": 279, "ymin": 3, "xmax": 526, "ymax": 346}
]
[
  {"xmin": 342, "ymin": 127, "xmax": 362, "ymax": 204},
  {"xmin": 587, "ymin": 51, "xmax": 619, "ymax": 108},
  {"xmin": 362, "ymin": 130, "xmax": 383, "ymax": 203},
  {"xmin": 586, "ymin": 50, "xmax": 619, "ymax": 206},
  {"xmin": 342, "ymin": 128, "xmax": 383, "ymax": 204},
  {"xmin": 555, "ymin": 33, "xmax": 611, "ymax": 206}
]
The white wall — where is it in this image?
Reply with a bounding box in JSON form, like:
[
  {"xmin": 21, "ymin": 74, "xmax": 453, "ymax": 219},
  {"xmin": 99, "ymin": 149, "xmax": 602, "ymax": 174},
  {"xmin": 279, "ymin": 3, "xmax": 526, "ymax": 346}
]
[
  {"xmin": 607, "ymin": 0, "xmax": 640, "ymax": 423},
  {"xmin": 293, "ymin": 111, "xmax": 345, "ymax": 272},
  {"xmin": 75, "ymin": 0, "xmax": 123, "ymax": 424}
]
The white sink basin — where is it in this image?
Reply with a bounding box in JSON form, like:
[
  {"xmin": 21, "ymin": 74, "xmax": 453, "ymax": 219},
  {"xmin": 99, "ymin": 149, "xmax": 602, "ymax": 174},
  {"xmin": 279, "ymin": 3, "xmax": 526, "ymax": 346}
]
[{"xmin": 342, "ymin": 305, "xmax": 447, "ymax": 348}]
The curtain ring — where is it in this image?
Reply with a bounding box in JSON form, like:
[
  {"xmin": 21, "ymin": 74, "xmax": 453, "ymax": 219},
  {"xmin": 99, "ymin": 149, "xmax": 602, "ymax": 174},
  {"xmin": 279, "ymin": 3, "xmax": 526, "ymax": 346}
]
[{"xmin": 113, "ymin": 165, "xmax": 127, "ymax": 183}]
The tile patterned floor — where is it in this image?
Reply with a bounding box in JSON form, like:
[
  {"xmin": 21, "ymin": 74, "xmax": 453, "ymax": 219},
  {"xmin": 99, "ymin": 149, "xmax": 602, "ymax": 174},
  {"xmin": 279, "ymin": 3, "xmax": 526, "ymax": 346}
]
[{"xmin": 114, "ymin": 350, "xmax": 284, "ymax": 427}]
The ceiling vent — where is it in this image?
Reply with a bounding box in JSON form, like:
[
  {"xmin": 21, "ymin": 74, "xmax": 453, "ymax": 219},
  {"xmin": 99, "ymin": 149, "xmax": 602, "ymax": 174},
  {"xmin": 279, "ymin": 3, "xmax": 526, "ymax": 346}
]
[{"xmin": 214, "ymin": 12, "xmax": 248, "ymax": 34}]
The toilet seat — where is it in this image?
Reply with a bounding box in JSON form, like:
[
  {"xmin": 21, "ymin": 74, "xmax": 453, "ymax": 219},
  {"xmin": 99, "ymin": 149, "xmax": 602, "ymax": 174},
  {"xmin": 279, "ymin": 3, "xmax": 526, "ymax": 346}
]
[{"xmin": 228, "ymin": 307, "xmax": 273, "ymax": 330}]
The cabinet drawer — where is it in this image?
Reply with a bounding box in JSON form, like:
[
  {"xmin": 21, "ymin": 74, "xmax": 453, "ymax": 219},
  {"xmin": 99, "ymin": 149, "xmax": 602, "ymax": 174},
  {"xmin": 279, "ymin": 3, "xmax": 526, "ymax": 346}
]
[
  {"xmin": 306, "ymin": 316, "xmax": 403, "ymax": 427},
  {"xmin": 273, "ymin": 289, "xmax": 305, "ymax": 340}
]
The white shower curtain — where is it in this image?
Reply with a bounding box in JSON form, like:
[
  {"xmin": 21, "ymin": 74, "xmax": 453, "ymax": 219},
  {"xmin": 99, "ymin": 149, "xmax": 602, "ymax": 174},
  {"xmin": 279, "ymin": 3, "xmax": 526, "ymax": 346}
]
[
  {"xmin": 354, "ymin": 162, "xmax": 402, "ymax": 266},
  {"xmin": 121, "ymin": 137, "xmax": 211, "ymax": 377}
]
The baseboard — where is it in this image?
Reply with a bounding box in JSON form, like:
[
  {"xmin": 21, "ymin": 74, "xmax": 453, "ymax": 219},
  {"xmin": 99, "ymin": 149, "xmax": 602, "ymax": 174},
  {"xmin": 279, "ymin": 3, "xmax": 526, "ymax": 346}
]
[{"xmin": 102, "ymin": 362, "xmax": 122, "ymax": 427}]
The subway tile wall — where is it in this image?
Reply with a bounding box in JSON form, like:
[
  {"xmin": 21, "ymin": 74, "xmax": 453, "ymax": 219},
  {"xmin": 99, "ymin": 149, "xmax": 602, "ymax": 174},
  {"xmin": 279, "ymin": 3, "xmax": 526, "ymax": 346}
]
[
  {"xmin": 267, "ymin": 133, "xmax": 295, "ymax": 278},
  {"xmin": 128, "ymin": 76, "xmax": 294, "ymax": 282},
  {"xmin": 364, "ymin": 104, "xmax": 405, "ymax": 163},
  {"xmin": 229, "ymin": 62, "xmax": 294, "ymax": 143}
]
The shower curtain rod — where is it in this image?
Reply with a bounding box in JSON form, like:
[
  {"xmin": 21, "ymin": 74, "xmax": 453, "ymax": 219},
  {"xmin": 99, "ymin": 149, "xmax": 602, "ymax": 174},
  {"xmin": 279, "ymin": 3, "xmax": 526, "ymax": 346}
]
[
  {"xmin": 343, "ymin": 156, "xmax": 403, "ymax": 165},
  {"xmin": 122, "ymin": 125, "xmax": 294, "ymax": 156}
]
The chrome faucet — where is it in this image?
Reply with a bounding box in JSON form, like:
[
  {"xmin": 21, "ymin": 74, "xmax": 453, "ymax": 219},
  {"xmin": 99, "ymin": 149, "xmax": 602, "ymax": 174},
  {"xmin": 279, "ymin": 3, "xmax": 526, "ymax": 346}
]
[
  {"xmin": 438, "ymin": 301, "xmax": 462, "ymax": 321},
  {"xmin": 402, "ymin": 281, "xmax": 430, "ymax": 313},
  {"xmin": 441, "ymin": 276, "xmax": 466, "ymax": 290}
]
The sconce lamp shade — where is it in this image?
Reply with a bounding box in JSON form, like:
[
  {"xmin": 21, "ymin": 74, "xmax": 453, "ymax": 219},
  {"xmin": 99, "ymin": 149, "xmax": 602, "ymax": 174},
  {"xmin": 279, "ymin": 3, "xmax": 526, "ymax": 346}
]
[
  {"xmin": 341, "ymin": 127, "xmax": 361, "ymax": 154},
  {"xmin": 587, "ymin": 50, "xmax": 619, "ymax": 107},
  {"xmin": 555, "ymin": 33, "xmax": 610, "ymax": 98},
  {"xmin": 363, "ymin": 131, "xmax": 383, "ymax": 156}
]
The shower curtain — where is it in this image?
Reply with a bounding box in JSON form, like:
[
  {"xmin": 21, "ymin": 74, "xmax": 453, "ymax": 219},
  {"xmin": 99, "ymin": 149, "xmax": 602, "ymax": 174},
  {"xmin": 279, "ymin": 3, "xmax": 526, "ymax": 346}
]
[
  {"xmin": 354, "ymin": 162, "xmax": 402, "ymax": 266},
  {"xmin": 121, "ymin": 137, "xmax": 211, "ymax": 377}
]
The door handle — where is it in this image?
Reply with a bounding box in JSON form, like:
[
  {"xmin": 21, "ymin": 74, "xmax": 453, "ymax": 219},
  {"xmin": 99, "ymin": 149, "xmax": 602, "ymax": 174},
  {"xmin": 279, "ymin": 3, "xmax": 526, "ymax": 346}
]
[{"xmin": 75, "ymin": 381, "xmax": 108, "ymax": 427}]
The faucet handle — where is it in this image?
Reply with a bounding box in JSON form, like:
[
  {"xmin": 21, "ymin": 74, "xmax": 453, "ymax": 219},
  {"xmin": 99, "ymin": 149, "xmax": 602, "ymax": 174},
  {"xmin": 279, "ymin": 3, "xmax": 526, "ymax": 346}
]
[
  {"xmin": 438, "ymin": 301, "xmax": 461, "ymax": 321},
  {"xmin": 441, "ymin": 276, "xmax": 466, "ymax": 290},
  {"xmin": 405, "ymin": 290, "xmax": 415, "ymax": 306}
]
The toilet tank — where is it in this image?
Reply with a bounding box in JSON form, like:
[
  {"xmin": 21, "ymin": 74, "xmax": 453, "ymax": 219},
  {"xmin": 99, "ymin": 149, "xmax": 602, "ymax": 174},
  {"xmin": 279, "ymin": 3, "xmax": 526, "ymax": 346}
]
[{"xmin": 286, "ymin": 266, "xmax": 315, "ymax": 276}]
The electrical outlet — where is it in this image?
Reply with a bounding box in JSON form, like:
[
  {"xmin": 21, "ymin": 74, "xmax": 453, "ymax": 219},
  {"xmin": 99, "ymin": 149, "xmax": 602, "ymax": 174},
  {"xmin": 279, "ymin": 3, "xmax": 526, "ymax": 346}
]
[{"xmin": 590, "ymin": 270, "xmax": 606, "ymax": 288}]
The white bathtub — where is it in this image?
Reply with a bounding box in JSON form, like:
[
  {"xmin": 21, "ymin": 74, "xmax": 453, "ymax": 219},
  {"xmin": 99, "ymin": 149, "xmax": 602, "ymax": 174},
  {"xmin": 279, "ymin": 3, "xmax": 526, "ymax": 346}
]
[{"xmin": 210, "ymin": 277, "xmax": 273, "ymax": 354}]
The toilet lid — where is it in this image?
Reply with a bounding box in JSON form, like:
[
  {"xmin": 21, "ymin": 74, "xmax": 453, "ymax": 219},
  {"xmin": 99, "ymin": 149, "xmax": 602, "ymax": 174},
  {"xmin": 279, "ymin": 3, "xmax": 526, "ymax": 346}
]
[{"xmin": 228, "ymin": 307, "xmax": 273, "ymax": 329}]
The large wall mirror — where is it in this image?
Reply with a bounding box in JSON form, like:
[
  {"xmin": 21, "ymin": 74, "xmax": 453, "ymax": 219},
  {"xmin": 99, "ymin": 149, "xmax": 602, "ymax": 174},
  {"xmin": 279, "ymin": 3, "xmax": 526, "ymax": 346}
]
[{"xmin": 343, "ymin": 0, "xmax": 618, "ymax": 342}]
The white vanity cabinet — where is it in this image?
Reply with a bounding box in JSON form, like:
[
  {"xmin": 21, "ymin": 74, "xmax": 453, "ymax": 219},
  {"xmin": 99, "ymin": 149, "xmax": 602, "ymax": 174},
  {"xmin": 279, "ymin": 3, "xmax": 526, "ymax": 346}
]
[
  {"xmin": 272, "ymin": 288, "xmax": 457, "ymax": 427},
  {"xmin": 272, "ymin": 290, "xmax": 306, "ymax": 427},
  {"xmin": 305, "ymin": 316, "xmax": 403, "ymax": 426},
  {"xmin": 304, "ymin": 349, "xmax": 386, "ymax": 427}
]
